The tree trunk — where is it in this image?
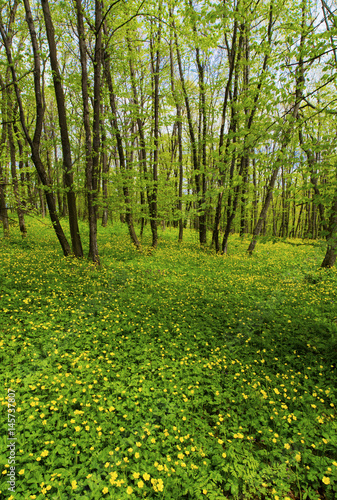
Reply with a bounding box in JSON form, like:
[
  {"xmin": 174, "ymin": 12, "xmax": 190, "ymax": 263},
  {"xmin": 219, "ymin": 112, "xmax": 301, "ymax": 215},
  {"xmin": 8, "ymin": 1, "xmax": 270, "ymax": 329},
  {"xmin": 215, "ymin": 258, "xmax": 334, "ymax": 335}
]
[
  {"xmin": 75, "ymin": 0, "xmax": 100, "ymax": 264},
  {"xmin": 149, "ymin": 16, "xmax": 161, "ymax": 248},
  {"xmin": 321, "ymin": 192, "xmax": 337, "ymax": 267},
  {"xmin": 0, "ymin": 115, "xmax": 9, "ymax": 237},
  {"xmin": 0, "ymin": 0, "xmax": 72, "ymax": 255},
  {"xmin": 41, "ymin": 0, "xmax": 83, "ymax": 257},
  {"xmin": 8, "ymin": 110, "xmax": 26, "ymax": 237},
  {"xmin": 248, "ymin": 2, "xmax": 305, "ymax": 254},
  {"xmin": 101, "ymin": 105, "xmax": 109, "ymax": 228},
  {"xmin": 103, "ymin": 42, "xmax": 140, "ymax": 248}
]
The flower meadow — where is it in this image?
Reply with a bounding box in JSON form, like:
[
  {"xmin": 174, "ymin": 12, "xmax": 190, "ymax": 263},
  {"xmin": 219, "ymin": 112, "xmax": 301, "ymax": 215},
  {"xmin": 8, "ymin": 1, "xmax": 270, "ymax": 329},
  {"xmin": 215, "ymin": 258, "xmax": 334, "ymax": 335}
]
[{"xmin": 0, "ymin": 219, "xmax": 337, "ymax": 499}]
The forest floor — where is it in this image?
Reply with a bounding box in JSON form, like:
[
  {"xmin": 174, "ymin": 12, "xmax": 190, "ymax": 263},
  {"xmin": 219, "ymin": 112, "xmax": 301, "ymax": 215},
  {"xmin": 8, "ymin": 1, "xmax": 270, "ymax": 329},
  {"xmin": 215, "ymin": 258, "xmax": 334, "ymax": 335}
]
[{"xmin": 0, "ymin": 218, "xmax": 337, "ymax": 500}]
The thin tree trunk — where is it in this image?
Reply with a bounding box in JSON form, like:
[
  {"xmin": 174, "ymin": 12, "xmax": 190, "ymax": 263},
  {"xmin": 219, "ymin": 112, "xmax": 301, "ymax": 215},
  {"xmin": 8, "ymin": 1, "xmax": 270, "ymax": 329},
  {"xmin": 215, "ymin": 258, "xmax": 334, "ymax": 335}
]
[
  {"xmin": 298, "ymin": 129, "xmax": 327, "ymax": 235},
  {"xmin": 169, "ymin": 20, "xmax": 183, "ymax": 242},
  {"xmin": 195, "ymin": 44, "xmax": 207, "ymax": 244},
  {"xmin": 103, "ymin": 42, "xmax": 140, "ymax": 247},
  {"xmin": 75, "ymin": 0, "xmax": 100, "ymax": 264},
  {"xmin": 212, "ymin": 9, "xmax": 238, "ymax": 251},
  {"xmin": 8, "ymin": 108, "xmax": 26, "ymax": 236},
  {"xmin": 173, "ymin": 23, "xmax": 201, "ymax": 239},
  {"xmin": 0, "ymin": 111, "xmax": 9, "ymax": 237},
  {"xmin": 101, "ymin": 105, "xmax": 109, "ymax": 227},
  {"xmin": 223, "ymin": 5, "xmax": 273, "ymax": 254},
  {"xmin": 247, "ymin": 2, "xmax": 305, "ymax": 254},
  {"xmin": 149, "ymin": 15, "xmax": 161, "ymax": 248}
]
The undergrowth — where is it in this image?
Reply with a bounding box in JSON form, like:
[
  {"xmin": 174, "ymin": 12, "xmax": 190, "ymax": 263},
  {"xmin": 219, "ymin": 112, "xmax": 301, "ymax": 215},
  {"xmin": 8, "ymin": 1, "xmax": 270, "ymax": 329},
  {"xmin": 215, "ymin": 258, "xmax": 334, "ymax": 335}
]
[{"xmin": 0, "ymin": 218, "xmax": 336, "ymax": 499}]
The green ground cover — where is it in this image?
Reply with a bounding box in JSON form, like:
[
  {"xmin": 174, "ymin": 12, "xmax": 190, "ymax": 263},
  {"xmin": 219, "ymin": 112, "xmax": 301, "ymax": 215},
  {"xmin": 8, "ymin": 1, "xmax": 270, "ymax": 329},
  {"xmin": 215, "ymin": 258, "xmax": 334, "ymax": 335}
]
[{"xmin": 0, "ymin": 219, "xmax": 337, "ymax": 499}]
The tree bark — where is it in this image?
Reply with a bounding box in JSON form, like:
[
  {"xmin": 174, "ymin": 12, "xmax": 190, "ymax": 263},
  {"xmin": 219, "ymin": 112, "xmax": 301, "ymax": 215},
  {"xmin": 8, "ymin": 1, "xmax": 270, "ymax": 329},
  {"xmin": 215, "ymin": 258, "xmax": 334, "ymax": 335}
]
[
  {"xmin": 103, "ymin": 42, "xmax": 140, "ymax": 248},
  {"xmin": 169, "ymin": 20, "xmax": 183, "ymax": 242},
  {"xmin": 0, "ymin": 99, "xmax": 9, "ymax": 237},
  {"xmin": 0, "ymin": 0, "xmax": 72, "ymax": 255},
  {"xmin": 75, "ymin": 0, "xmax": 100, "ymax": 264},
  {"xmin": 247, "ymin": 1, "xmax": 305, "ymax": 254},
  {"xmin": 149, "ymin": 15, "xmax": 161, "ymax": 248},
  {"xmin": 41, "ymin": 0, "xmax": 83, "ymax": 257},
  {"xmin": 321, "ymin": 190, "xmax": 337, "ymax": 267},
  {"xmin": 8, "ymin": 105, "xmax": 26, "ymax": 237}
]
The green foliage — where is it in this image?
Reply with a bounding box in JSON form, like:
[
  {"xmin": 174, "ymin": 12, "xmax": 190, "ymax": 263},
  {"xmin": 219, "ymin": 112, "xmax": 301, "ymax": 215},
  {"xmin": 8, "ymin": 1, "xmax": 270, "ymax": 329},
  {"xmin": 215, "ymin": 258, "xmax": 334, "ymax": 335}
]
[{"xmin": 0, "ymin": 219, "xmax": 337, "ymax": 499}]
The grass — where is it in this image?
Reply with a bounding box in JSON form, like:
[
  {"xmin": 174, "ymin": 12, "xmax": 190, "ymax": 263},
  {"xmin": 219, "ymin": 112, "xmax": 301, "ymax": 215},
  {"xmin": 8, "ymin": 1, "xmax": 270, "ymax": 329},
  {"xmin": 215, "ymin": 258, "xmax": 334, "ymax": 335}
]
[{"xmin": 0, "ymin": 217, "xmax": 336, "ymax": 499}]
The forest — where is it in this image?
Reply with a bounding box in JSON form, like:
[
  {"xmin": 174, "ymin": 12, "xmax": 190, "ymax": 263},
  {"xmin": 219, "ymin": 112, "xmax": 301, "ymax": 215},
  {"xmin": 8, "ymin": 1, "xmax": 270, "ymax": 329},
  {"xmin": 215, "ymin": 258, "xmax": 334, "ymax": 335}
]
[
  {"xmin": 0, "ymin": 0, "xmax": 337, "ymax": 264},
  {"xmin": 0, "ymin": 0, "xmax": 337, "ymax": 499}
]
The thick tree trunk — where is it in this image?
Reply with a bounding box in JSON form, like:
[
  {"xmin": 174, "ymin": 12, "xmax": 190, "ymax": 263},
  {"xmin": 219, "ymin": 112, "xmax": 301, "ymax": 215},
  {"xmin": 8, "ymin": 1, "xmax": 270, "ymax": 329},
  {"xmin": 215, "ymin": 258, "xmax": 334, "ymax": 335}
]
[
  {"xmin": 0, "ymin": 0, "xmax": 71, "ymax": 255},
  {"xmin": 41, "ymin": 0, "xmax": 83, "ymax": 257},
  {"xmin": 321, "ymin": 193, "xmax": 337, "ymax": 267}
]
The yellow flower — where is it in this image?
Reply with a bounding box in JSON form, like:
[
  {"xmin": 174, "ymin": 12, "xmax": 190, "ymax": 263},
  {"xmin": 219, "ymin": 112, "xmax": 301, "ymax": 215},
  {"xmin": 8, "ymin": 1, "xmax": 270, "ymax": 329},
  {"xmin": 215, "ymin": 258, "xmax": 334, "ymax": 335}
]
[
  {"xmin": 18, "ymin": 469, "xmax": 25, "ymax": 475},
  {"xmin": 222, "ymin": 452, "xmax": 226, "ymax": 458},
  {"xmin": 41, "ymin": 450, "xmax": 49, "ymax": 457},
  {"xmin": 143, "ymin": 473, "xmax": 150, "ymax": 481},
  {"xmin": 135, "ymin": 452, "xmax": 140, "ymax": 459},
  {"xmin": 138, "ymin": 480, "xmax": 144, "ymax": 488},
  {"xmin": 133, "ymin": 472, "xmax": 140, "ymax": 479},
  {"xmin": 126, "ymin": 486, "xmax": 133, "ymax": 494},
  {"xmin": 109, "ymin": 471, "xmax": 118, "ymax": 484},
  {"xmin": 102, "ymin": 487, "xmax": 109, "ymax": 494},
  {"xmin": 295, "ymin": 452, "xmax": 301, "ymax": 462},
  {"xmin": 322, "ymin": 476, "xmax": 330, "ymax": 485},
  {"xmin": 203, "ymin": 489, "xmax": 208, "ymax": 494},
  {"xmin": 284, "ymin": 443, "xmax": 290, "ymax": 450},
  {"xmin": 71, "ymin": 480, "xmax": 77, "ymax": 490}
]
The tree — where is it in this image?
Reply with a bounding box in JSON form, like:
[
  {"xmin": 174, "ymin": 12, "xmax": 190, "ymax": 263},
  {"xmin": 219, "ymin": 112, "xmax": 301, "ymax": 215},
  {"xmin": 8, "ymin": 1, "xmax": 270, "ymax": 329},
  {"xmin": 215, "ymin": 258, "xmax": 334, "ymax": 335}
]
[
  {"xmin": 41, "ymin": 0, "xmax": 83, "ymax": 257},
  {"xmin": 0, "ymin": 0, "xmax": 72, "ymax": 255}
]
